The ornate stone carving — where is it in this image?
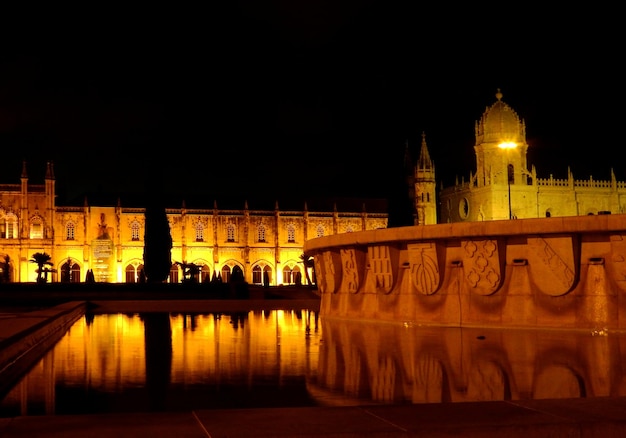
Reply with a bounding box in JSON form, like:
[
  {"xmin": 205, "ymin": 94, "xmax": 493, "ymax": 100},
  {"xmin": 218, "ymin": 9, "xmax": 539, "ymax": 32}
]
[
  {"xmin": 408, "ymin": 242, "xmax": 441, "ymax": 295},
  {"xmin": 340, "ymin": 248, "xmax": 360, "ymax": 293},
  {"xmin": 368, "ymin": 245, "xmax": 395, "ymax": 294},
  {"xmin": 462, "ymin": 239, "xmax": 502, "ymax": 295},
  {"xmin": 320, "ymin": 250, "xmax": 340, "ymax": 294},
  {"xmin": 527, "ymin": 236, "xmax": 575, "ymax": 296},
  {"xmin": 610, "ymin": 234, "xmax": 626, "ymax": 292}
]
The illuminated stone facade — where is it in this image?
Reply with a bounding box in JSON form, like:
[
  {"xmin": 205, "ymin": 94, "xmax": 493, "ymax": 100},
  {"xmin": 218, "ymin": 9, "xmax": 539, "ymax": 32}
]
[
  {"xmin": 305, "ymin": 214, "xmax": 626, "ymax": 330},
  {"xmin": 0, "ymin": 162, "xmax": 387, "ymax": 284},
  {"xmin": 414, "ymin": 90, "xmax": 626, "ymax": 224}
]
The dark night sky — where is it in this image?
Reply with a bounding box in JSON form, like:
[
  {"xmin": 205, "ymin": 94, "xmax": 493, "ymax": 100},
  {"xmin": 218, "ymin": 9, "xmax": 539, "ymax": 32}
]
[{"xmin": 0, "ymin": 3, "xmax": 622, "ymax": 206}]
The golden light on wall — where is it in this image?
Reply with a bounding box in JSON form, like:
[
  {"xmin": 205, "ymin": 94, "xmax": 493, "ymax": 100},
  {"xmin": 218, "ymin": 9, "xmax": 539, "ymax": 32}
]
[
  {"xmin": 497, "ymin": 141, "xmax": 517, "ymax": 149},
  {"xmin": 497, "ymin": 141, "xmax": 517, "ymax": 219}
]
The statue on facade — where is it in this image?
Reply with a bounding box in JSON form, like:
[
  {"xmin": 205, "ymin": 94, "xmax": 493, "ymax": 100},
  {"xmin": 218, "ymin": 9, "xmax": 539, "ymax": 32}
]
[{"xmin": 98, "ymin": 213, "xmax": 111, "ymax": 239}]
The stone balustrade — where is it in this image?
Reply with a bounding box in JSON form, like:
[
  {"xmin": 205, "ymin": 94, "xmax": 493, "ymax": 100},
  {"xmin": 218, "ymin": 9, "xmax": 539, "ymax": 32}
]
[{"xmin": 303, "ymin": 214, "xmax": 626, "ymax": 330}]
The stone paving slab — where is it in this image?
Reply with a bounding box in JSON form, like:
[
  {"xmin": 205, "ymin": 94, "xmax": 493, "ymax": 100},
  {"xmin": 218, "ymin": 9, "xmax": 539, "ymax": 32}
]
[
  {"xmin": 193, "ymin": 406, "xmax": 407, "ymax": 437},
  {"xmin": 0, "ymin": 412, "xmax": 207, "ymax": 438},
  {"xmin": 2, "ymin": 401, "xmax": 626, "ymax": 437}
]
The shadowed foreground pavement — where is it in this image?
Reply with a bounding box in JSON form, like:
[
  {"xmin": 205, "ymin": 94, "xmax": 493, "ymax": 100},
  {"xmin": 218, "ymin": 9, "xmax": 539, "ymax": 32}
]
[
  {"xmin": 2, "ymin": 297, "xmax": 626, "ymax": 437},
  {"xmin": 2, "ymin": 398, "xmax": 626, "ymax": 437}
]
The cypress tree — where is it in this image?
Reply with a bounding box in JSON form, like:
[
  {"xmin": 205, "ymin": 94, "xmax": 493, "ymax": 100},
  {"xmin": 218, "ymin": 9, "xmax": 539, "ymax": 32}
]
[{"xmin": 143, "ymin": 159, "xmax": 172, "ymax": 283}]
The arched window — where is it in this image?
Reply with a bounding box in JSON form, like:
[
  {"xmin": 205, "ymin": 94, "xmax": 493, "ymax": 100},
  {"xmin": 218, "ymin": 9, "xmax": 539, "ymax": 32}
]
[
  {"xmin": 65, "ymin": 221, "xmax": 76, "ymax": 240},
  {"xmin": 316, "ymin": 224, "xmax": 325, "ymax": 237},
  {"xmin": 257, "ymin": 224, "xmax": 266, "ymax": 242},
  {"xmin": 292, "ymin": 266, "xmax": 302, "ymax": 285},
  {"xmin": 263, "ymin": 265, "xmax": 272, "ymax": 286},
  {"xmin": 125, "ymin": 263, "xmax": 144, "ymax": 283},
  {"xmin": 252, "ymin": 265, "xmax": 263, "ymax": 284},
  {"xmin": 283, "ymin": 266, "xmax": 295, "ymax": 284},
  {"xmin": 201, "ymin": 265, "xmax": 211, "ymax": 283},
  {"xmin": 125, "ymin": 264, "xmax": 136, "ymax": 283},
  {"xmin": 286, "ymin": 224, "xmax": 295, "ymax": 243},
  {"xmin": 221, "ymin": 265, "xmax": 231, "ymax": 283},
  {"xmin": 30, "ymin": 216, "xmax": 44, "ymax": 239},
  {"xmin": 169, "ymin": 264, "xmax": 179, "ymax": 283},
  {"xmin": 195, "ymin": 221, "xmax": 204, "ymax": 242},
  {"xmin": 71, "ymin": 263, "xmax": 80, "ymax": 282},
  {"xmin": 227, "ymin": 224, "xmax": 236, "ymax": 242},
  {"xmin": 130, "ymin": 220, "xmax": 141, "ymax": 241},
  {"xmin": 61, "ymin": 259, "xmax": 81, "ymax": 283},
  {"xmin": 2, "ymin": 214, "xmax": 18, "ymax": 239}
]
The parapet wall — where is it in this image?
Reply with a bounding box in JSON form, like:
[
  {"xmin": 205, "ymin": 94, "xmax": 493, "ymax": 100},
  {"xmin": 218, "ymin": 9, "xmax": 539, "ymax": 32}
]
[{"xmin": 303, "ymin": 214, "xmax": 626, "ymax": 330}]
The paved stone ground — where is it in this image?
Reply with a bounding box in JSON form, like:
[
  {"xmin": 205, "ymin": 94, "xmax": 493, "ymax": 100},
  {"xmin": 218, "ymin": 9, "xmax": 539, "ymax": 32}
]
[{"xmin": 3, "ymin": 397, "xmax": 626, "ymax": 437}]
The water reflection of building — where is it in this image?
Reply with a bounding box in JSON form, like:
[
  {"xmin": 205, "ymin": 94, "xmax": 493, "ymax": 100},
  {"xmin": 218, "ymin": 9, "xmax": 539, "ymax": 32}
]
[
  {"xmin": 315, "ymin": 319, "xmax": 622, "ymax": 404},
  {"xmin": 0, "ymin": 310, "xmax": 320, "ymax": 416},
  {"xmin": 4, "ymin": 313, "xmax": 624, "ymax": 416},
  {"xmin": 412, "ymin": 90, "xmax": 626, "ymax": 224},
  {"xmin": 0, "ymin": 161, "xmax": 387, "ymax": 283}
]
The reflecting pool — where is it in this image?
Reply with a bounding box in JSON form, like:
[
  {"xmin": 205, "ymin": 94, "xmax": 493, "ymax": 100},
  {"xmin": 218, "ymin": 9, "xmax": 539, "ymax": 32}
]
[{"xmin": 2, "ymin": 309, "xmax": 626, "ymax": 417}]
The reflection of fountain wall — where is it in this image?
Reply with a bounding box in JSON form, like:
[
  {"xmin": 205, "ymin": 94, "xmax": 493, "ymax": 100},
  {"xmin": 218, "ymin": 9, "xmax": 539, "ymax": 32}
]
[
  {"xmin": 315, "ymin": 318, "xmax": 625, "ymax": 404},
  {"xmin": 303, "ymin": 214, "xmax": 626, "ymax": 330}
]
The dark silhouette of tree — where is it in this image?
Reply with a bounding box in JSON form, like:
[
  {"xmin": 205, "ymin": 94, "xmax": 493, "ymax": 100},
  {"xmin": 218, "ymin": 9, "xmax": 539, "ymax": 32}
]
[
  {"xmin": 231, "ymin": 265, "xmax": 244, "ymax": 282},
  {"xmin": 176, "ymin": 260, "xmax": 199, "ymax": 284},
  {"xmin": 85, "ymin": 269, "xmax": 96, "ymax": 283},
  {"xmin": 263, "ymin": 270, "xmax": 270, "ymax": 288},
  {"xmin": 61, "ymin": 257, "xmax": 72, "ymax": 283},
  {"xmin": 229, "ymin": 265, "xmax": 248, "ymax": 298},
  {"xmin": 294, "ymin": 270, "xmax": 302, "ymax": 286},
  {"xmin": 30, "ymin": 252, "xmax": 56, "ymax": 283},
  {"xmin": 300, "ymin": 254, "xmax": 315, "ymax": 286},
  {"xmin": 143, "ymin": 199, "xmax": 172, "ymax": 283},
  {"xmin": 1, "ymin": 255, "xmax": 10, "ymax": 283},
  {"xmin": 142, "ymin": 159, "xmax": 172, "ymax": 283}
]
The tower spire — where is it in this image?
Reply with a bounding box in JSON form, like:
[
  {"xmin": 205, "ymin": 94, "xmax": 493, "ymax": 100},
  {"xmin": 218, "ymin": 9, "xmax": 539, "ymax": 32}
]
[
  {"xmin": 417, "ymin": 131, "xmax": 434, "ymax": 170},
  {"xmin": 413, "ymin": 132, "xmax": 437, "ymax": 225}
]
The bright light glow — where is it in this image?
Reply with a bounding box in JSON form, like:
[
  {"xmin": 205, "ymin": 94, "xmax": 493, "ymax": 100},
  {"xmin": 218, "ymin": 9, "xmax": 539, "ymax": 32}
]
[{"xmin": 498, "ymin": 141, "xmax": 517, "ymax": 149}]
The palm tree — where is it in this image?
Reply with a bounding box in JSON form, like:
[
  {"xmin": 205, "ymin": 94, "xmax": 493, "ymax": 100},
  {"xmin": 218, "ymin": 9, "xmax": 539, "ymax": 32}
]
[
  {"xmin": 30, "ymin": 252, "xmax": 55, "ymax": 283},
  {"xmin": 175, "ymin": 260, "xmax": 200, "ymax": 284},
  {"xmin": 300, "ymin": 254, "xmax": 315, "ymax": 286}
]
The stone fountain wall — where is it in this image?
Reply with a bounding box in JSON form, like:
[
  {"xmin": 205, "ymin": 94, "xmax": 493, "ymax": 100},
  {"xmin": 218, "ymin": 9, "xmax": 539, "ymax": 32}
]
[{"xmin": 303, "ymin": 214, "xmax": 626, "ymax": 330}]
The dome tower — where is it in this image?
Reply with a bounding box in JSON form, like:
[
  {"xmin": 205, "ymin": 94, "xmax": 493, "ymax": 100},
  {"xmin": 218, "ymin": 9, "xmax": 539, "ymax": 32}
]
[{"xmin": 474, "ymin": 89, "xmax": 529, "ymax": 189}]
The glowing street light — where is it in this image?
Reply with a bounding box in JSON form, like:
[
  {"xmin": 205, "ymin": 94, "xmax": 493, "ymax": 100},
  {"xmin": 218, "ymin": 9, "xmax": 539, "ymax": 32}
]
[{"xmin": 498, "ymin": 142, "xmax": 517, "ymax": 219}]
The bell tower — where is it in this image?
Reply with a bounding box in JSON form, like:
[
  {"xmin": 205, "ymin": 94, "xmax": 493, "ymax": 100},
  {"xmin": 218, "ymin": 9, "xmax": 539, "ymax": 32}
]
[
  {"xmin": 472, "ymin": 89, "xmax": 531, "ymax": 219},
  {"xmin": 474, "ymin": 89, "xmax": 529, "ymax": 189},
  {"xmin": 414, "ymin": 132, "xmax": 437, "ymax": 225}
]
